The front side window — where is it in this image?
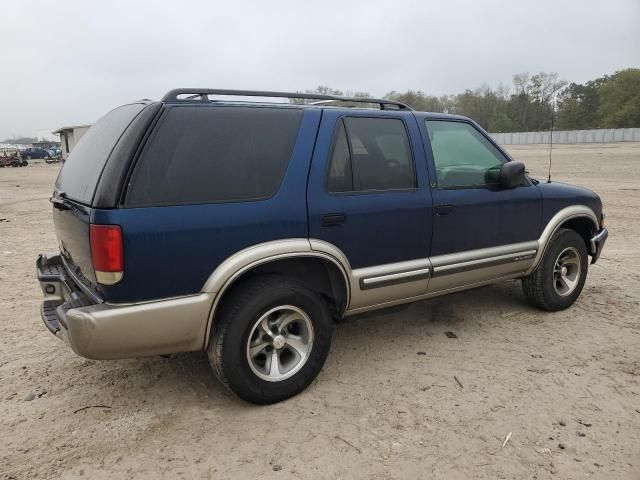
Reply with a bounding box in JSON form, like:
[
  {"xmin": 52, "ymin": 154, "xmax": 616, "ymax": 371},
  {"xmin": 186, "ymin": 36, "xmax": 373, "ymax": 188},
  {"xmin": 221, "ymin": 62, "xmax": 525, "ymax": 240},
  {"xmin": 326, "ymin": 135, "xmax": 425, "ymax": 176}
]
[
  {"xmin": 126, "ymin": 106, "xmax": 303, "ymax": 206},
  {"xmin": 425, "ymin": 120, "xmax": 506, "ymax": 188},
  {"xmin": 326, "ymin": 117, "xmax": 415, "ymax": 193}
]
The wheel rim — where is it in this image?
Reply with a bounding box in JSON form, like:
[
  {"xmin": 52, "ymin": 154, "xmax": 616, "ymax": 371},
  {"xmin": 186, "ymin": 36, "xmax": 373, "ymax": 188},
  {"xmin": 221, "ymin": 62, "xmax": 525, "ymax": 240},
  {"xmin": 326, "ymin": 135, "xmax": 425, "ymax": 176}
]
[
  {"xmin": 553, "ymin": 247, "xmax": 581, "ymax": 297},
  {"xmin": 246, "ymin": 305, "xmax": 314, "ymax": 382}
]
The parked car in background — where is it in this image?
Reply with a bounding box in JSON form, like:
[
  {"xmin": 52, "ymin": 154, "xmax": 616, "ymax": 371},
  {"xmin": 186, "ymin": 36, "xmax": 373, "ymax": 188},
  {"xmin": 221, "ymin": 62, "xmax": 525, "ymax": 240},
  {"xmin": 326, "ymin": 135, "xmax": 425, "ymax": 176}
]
[
  {"xmin": 37, "ymin": 88, "xmax": 608, "ymax": 404},
  {"xmin": 46, "ymin": 148, "xmax": 62, "ymax": 163},
  {"xmin": 21, "ymin": 147, "xmax": 50, "ymax": 159}
]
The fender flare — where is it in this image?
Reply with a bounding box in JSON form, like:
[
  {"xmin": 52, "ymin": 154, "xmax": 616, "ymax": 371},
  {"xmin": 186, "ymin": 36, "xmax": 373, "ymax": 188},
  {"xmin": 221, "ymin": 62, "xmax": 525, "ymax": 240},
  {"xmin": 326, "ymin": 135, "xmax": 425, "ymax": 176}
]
[
  {"xmin": 201, "ymin": 239, "xmax": 351, "ymax": 347},
  {"xmin": 526, "ymin": 205, "xmax": 598, "ymax": 275}
]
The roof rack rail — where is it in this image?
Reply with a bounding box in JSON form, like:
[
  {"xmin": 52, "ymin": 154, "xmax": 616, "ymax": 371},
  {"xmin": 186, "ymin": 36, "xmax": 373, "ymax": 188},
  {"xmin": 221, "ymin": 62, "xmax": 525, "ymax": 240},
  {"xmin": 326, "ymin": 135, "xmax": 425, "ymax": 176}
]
[{"xmin": 161, "ymin": 88, "xmax": 412, "ymax": 111}]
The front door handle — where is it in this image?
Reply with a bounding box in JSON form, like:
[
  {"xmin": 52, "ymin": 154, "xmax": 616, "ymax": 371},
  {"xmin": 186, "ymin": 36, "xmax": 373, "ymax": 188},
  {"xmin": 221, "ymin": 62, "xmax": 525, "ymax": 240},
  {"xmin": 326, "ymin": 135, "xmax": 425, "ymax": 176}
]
[
  {"xmin": 322, "ymin": 213, "xmax": 346, "ymax": 226},
  {"xmin": 434, "ymin": 204, "xmax": 455, "ymax": 216}
]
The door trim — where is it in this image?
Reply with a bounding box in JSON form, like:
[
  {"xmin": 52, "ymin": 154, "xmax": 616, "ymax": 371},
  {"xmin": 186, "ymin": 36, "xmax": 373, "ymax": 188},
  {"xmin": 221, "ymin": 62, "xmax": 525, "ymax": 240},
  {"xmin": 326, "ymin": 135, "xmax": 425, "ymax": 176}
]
[
  {"xmin": 344, "ymin": 271, "xmax": 525, "ymax": 316},
  {"xmin": 342, "ymin": 241, "xmax": 538, "ymax": 311},
  {"xmin": 430, "ymin": 241, "xmax": 538, "ymax": 277},
  {"xmin": 360, "ymin": 267, "xmax": 431, "ymax": 290}
]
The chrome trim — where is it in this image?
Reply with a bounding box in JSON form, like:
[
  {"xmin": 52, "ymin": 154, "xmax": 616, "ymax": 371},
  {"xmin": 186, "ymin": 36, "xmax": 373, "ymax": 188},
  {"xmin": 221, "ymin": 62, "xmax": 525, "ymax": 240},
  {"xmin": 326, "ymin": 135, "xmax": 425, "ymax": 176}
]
[
  {"xmin": 360, "ymin": 267, "xmax": 431, "ymax": 289},
  {"xmin": 526, "ymin": 205, "xmax": 598, "ymax": 275}
]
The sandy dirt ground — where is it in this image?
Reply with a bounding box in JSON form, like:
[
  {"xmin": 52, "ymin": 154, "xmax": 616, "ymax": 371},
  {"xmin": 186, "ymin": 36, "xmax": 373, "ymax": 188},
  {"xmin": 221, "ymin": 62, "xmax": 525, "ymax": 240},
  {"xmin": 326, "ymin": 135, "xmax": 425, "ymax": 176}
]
[{"xmin": 1, "ymin": 144, "xmax": 639, "ymax": 480}]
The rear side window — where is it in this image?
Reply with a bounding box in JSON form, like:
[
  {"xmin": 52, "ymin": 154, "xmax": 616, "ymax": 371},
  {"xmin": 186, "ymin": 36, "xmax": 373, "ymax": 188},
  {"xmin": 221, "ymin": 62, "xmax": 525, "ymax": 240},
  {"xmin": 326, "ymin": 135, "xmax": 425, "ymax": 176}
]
[
  {"xmin": 326, "ymin": 117, "xmax": 415, "ymax": 193},
  {"xmin": 55, "ymin": 103, "xmax": 146, "ymax": 204},
  {"xmin": 125, "ymin": 106, "xmax": 303, "ymax": 206}
]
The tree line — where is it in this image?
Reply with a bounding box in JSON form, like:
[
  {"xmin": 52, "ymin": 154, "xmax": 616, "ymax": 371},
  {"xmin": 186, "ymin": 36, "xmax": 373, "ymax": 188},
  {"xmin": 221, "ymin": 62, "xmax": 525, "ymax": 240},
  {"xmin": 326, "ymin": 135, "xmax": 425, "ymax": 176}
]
[
  {"xmin": 0, "ymin": 136, "xmax": 38, "ymax": 145},
  {"xmin": 299, "ymin": 68, "xmax": 640, "ymax": 132}
]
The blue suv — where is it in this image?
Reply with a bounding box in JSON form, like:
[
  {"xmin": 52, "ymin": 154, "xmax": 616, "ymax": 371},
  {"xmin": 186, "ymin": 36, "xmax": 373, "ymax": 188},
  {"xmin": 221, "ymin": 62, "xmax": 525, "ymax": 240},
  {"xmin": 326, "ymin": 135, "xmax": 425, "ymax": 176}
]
[
  {"xmin": 37, "ymin": 89, "xmax": 608, "ymax": 403},
  {"xmin": 22, "ymin": 147, "xmax": 50, "ymax": 159}
]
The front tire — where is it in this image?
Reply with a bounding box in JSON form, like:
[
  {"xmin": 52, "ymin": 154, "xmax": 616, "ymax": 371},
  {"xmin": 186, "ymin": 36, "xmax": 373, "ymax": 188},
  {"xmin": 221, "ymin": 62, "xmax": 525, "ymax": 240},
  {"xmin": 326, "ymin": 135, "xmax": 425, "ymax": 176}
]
[
  {"xmin": 522, "ymin": 228, "xmax": 588, "ymax": 311},
  {"xmin": 208, "ymin": 275, "xmax": 334, "ymax": 404}
]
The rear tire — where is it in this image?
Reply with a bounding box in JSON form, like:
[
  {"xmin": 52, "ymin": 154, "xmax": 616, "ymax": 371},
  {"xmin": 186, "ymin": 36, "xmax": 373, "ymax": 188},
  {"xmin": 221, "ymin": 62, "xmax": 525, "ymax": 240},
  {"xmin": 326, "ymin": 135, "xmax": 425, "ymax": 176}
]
[
  {"xmin": 208, "ymin": 275, "xmax": 334, "ymax": 404},
  {"xmin": 522, "ymin": 228, "xmax": 588, "ymax": 311}
]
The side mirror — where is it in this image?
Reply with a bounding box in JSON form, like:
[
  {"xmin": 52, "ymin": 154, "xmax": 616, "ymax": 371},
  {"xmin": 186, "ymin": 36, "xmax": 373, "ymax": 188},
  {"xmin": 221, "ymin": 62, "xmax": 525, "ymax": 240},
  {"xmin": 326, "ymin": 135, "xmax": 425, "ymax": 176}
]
[{"xmin": 499, "ymin": 161, "xmax": 526, "ymax": 189}]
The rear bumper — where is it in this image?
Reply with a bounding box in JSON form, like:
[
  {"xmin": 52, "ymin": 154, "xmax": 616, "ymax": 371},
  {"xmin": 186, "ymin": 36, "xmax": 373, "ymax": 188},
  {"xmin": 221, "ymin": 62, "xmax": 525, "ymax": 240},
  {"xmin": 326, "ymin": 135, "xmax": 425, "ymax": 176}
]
[
  {"xmin": 37, "ymin": 253, "xmax": 212, "ymax": 359},
  {"xmin": 590, "ymin": 228, "xmax": 608, "ymax": 264}
]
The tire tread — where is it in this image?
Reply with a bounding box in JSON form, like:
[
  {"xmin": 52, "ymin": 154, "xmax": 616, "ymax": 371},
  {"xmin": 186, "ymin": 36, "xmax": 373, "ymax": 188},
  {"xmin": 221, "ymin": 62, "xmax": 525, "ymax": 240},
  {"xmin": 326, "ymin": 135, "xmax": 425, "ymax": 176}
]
[
  {"xmin": 207, "ymin": 274, "xmax": 333, "ymax": 404},
  {"xmin": 521, "ymin": 228, "xmax": 588, "ymax": 311}
]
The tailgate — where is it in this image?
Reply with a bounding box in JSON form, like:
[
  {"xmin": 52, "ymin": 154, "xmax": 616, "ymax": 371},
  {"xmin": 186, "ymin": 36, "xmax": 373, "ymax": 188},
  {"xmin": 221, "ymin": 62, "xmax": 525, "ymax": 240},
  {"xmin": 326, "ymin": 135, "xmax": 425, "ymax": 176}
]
[{"xmin": 52, "ymin": 199, "xmax": 99, "ymax": 291}]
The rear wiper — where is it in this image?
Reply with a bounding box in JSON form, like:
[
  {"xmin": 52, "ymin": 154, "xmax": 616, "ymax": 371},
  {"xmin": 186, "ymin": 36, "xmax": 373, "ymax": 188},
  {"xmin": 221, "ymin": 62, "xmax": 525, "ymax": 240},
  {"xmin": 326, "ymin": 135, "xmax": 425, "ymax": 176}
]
[{"xmin": 50, "ymin": 192, "xmax": 71, "ymax": 211}]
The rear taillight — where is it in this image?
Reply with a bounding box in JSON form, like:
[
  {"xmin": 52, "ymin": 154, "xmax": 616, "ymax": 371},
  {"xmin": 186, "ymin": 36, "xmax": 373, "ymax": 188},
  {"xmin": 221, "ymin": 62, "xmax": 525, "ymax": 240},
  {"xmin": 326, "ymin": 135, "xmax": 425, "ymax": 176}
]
[{"xmin": 89, "ymin": 224, "xmax": 124, "ymax": 285}]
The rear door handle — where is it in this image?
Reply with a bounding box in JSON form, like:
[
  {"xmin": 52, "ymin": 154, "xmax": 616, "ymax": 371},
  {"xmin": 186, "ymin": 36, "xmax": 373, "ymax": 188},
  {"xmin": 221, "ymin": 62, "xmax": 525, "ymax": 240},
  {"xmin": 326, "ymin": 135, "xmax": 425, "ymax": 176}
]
[
  {"xmin": 434, "ymin": 204, "xmax": 455, "ymax": 216},
  {"xmin": 321, "ymin": 213, "xmax": 346, "ymax": 226}
]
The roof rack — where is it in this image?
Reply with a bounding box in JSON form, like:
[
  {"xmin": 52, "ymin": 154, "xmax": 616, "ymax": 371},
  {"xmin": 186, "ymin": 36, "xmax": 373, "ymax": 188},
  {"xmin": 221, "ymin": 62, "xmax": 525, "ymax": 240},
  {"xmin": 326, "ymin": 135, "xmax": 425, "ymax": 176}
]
[{"xmin": 161, "ymin": 88, "xmax": 412, "ymax": 111}]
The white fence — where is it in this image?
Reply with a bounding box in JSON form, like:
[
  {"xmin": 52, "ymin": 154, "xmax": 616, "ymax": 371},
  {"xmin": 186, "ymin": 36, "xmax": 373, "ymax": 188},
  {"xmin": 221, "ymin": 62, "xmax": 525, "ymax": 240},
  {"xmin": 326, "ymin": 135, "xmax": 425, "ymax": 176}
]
[{"xmin": 490, "ymin": 128, "xmax": 640, "ymax": 145}]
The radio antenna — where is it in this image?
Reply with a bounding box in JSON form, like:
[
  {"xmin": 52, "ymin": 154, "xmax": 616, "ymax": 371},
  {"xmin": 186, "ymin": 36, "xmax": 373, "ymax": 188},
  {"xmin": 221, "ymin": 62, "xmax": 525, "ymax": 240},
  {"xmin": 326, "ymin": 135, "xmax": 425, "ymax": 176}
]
[{"xmin": 547, "ymin": 85, "xmax": 555, "ymax": 183}]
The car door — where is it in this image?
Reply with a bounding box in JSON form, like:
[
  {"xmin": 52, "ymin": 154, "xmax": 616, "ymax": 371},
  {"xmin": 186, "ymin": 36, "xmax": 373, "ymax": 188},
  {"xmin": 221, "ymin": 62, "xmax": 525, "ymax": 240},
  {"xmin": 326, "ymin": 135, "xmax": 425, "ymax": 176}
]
[
  {"xmin": 419, "ymin": 118, "xmax": 542, "ymax": 292},
  {"xmin": 307, "ymin": 110, "xmax": 433, "ymax": 311}
]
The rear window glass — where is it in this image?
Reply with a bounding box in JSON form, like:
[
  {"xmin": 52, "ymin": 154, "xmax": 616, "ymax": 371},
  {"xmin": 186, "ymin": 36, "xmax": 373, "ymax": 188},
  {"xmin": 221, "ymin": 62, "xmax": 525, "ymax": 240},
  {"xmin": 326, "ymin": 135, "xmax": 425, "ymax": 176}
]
[
  {"xmin": 125, "ymin": 106, "xmax": 303, "ymax": 207},
  {"xmin": 55, "ymin": 103, "xmax": 146, "ymax": 204}
]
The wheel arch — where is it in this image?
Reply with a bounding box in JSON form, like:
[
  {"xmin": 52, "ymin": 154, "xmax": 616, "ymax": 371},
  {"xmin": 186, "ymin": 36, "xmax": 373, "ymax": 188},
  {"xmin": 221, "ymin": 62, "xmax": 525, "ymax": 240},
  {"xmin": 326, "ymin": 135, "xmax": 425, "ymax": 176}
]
[
  {"xmin": 201, "ymin": 240, "xmax": 351, "ymax": 347},
  {"xmin": 560, "ymin": 217, "xmax": 597, "ymax": 254},
  {"xmin": 527, "ymin": 205, "xmax": 598, "ymax": 274}
]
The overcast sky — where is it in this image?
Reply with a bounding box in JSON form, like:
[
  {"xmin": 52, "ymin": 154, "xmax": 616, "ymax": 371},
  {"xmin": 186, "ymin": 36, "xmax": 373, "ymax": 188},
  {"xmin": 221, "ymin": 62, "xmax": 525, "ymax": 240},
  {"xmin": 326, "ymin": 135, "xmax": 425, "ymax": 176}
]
[{"xmin": 1, "ymin": 0, "xmax": 638, "ymax": 140}]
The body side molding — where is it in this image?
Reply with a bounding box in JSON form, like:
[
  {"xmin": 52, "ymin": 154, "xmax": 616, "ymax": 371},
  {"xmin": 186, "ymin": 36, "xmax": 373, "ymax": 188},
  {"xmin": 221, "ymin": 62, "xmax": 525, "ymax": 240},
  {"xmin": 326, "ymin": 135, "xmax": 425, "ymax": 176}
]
[
  {"xmin": 526, "ymin": 205, "xmax": 598, "ymax": 275},
  {"xmin": 430, "ymin": 241, "xmax": 538, "ymax": 274},
  {"xmin": 348, "ymin": 259, "xmax": 432, "ymax": 309},
  {"xmin": 345, "ymin": 272, "xmax": 526, "ymax": 315},
  {"xmin": 360, "ymin": 267, "xmax": 431, "ymax": 290}
]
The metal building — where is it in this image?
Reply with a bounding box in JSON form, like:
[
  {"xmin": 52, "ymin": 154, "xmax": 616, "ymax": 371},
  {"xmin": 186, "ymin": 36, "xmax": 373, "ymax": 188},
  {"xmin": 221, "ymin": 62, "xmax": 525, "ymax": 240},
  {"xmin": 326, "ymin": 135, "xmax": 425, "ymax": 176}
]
[{"xmin": 52, "ymin": 125, "xmax": 91, "ymax": 159}]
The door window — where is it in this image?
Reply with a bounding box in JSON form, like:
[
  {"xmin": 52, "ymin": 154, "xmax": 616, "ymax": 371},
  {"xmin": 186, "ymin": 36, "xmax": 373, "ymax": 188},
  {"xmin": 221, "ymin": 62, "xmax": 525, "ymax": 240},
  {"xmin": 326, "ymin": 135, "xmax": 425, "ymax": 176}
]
[
  {"xmin": 425, "ymin": 120, "xmax": 506, "ymax": 188},
  {"xmin": 326, "ymin": 117, "xmax": 415, "ymax": 193}
]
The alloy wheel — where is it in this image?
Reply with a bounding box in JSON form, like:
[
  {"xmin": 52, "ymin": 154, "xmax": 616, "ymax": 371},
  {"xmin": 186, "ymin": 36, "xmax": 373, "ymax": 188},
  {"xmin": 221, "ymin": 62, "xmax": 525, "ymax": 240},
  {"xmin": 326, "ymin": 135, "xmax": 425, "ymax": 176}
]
[
  {"xmin": 246, "ymin": 305, "xmax": 314, "ymax": 382},
  {"xmin": 553, "ymin": 247, "xmax": 581, "ymax": 296}
]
